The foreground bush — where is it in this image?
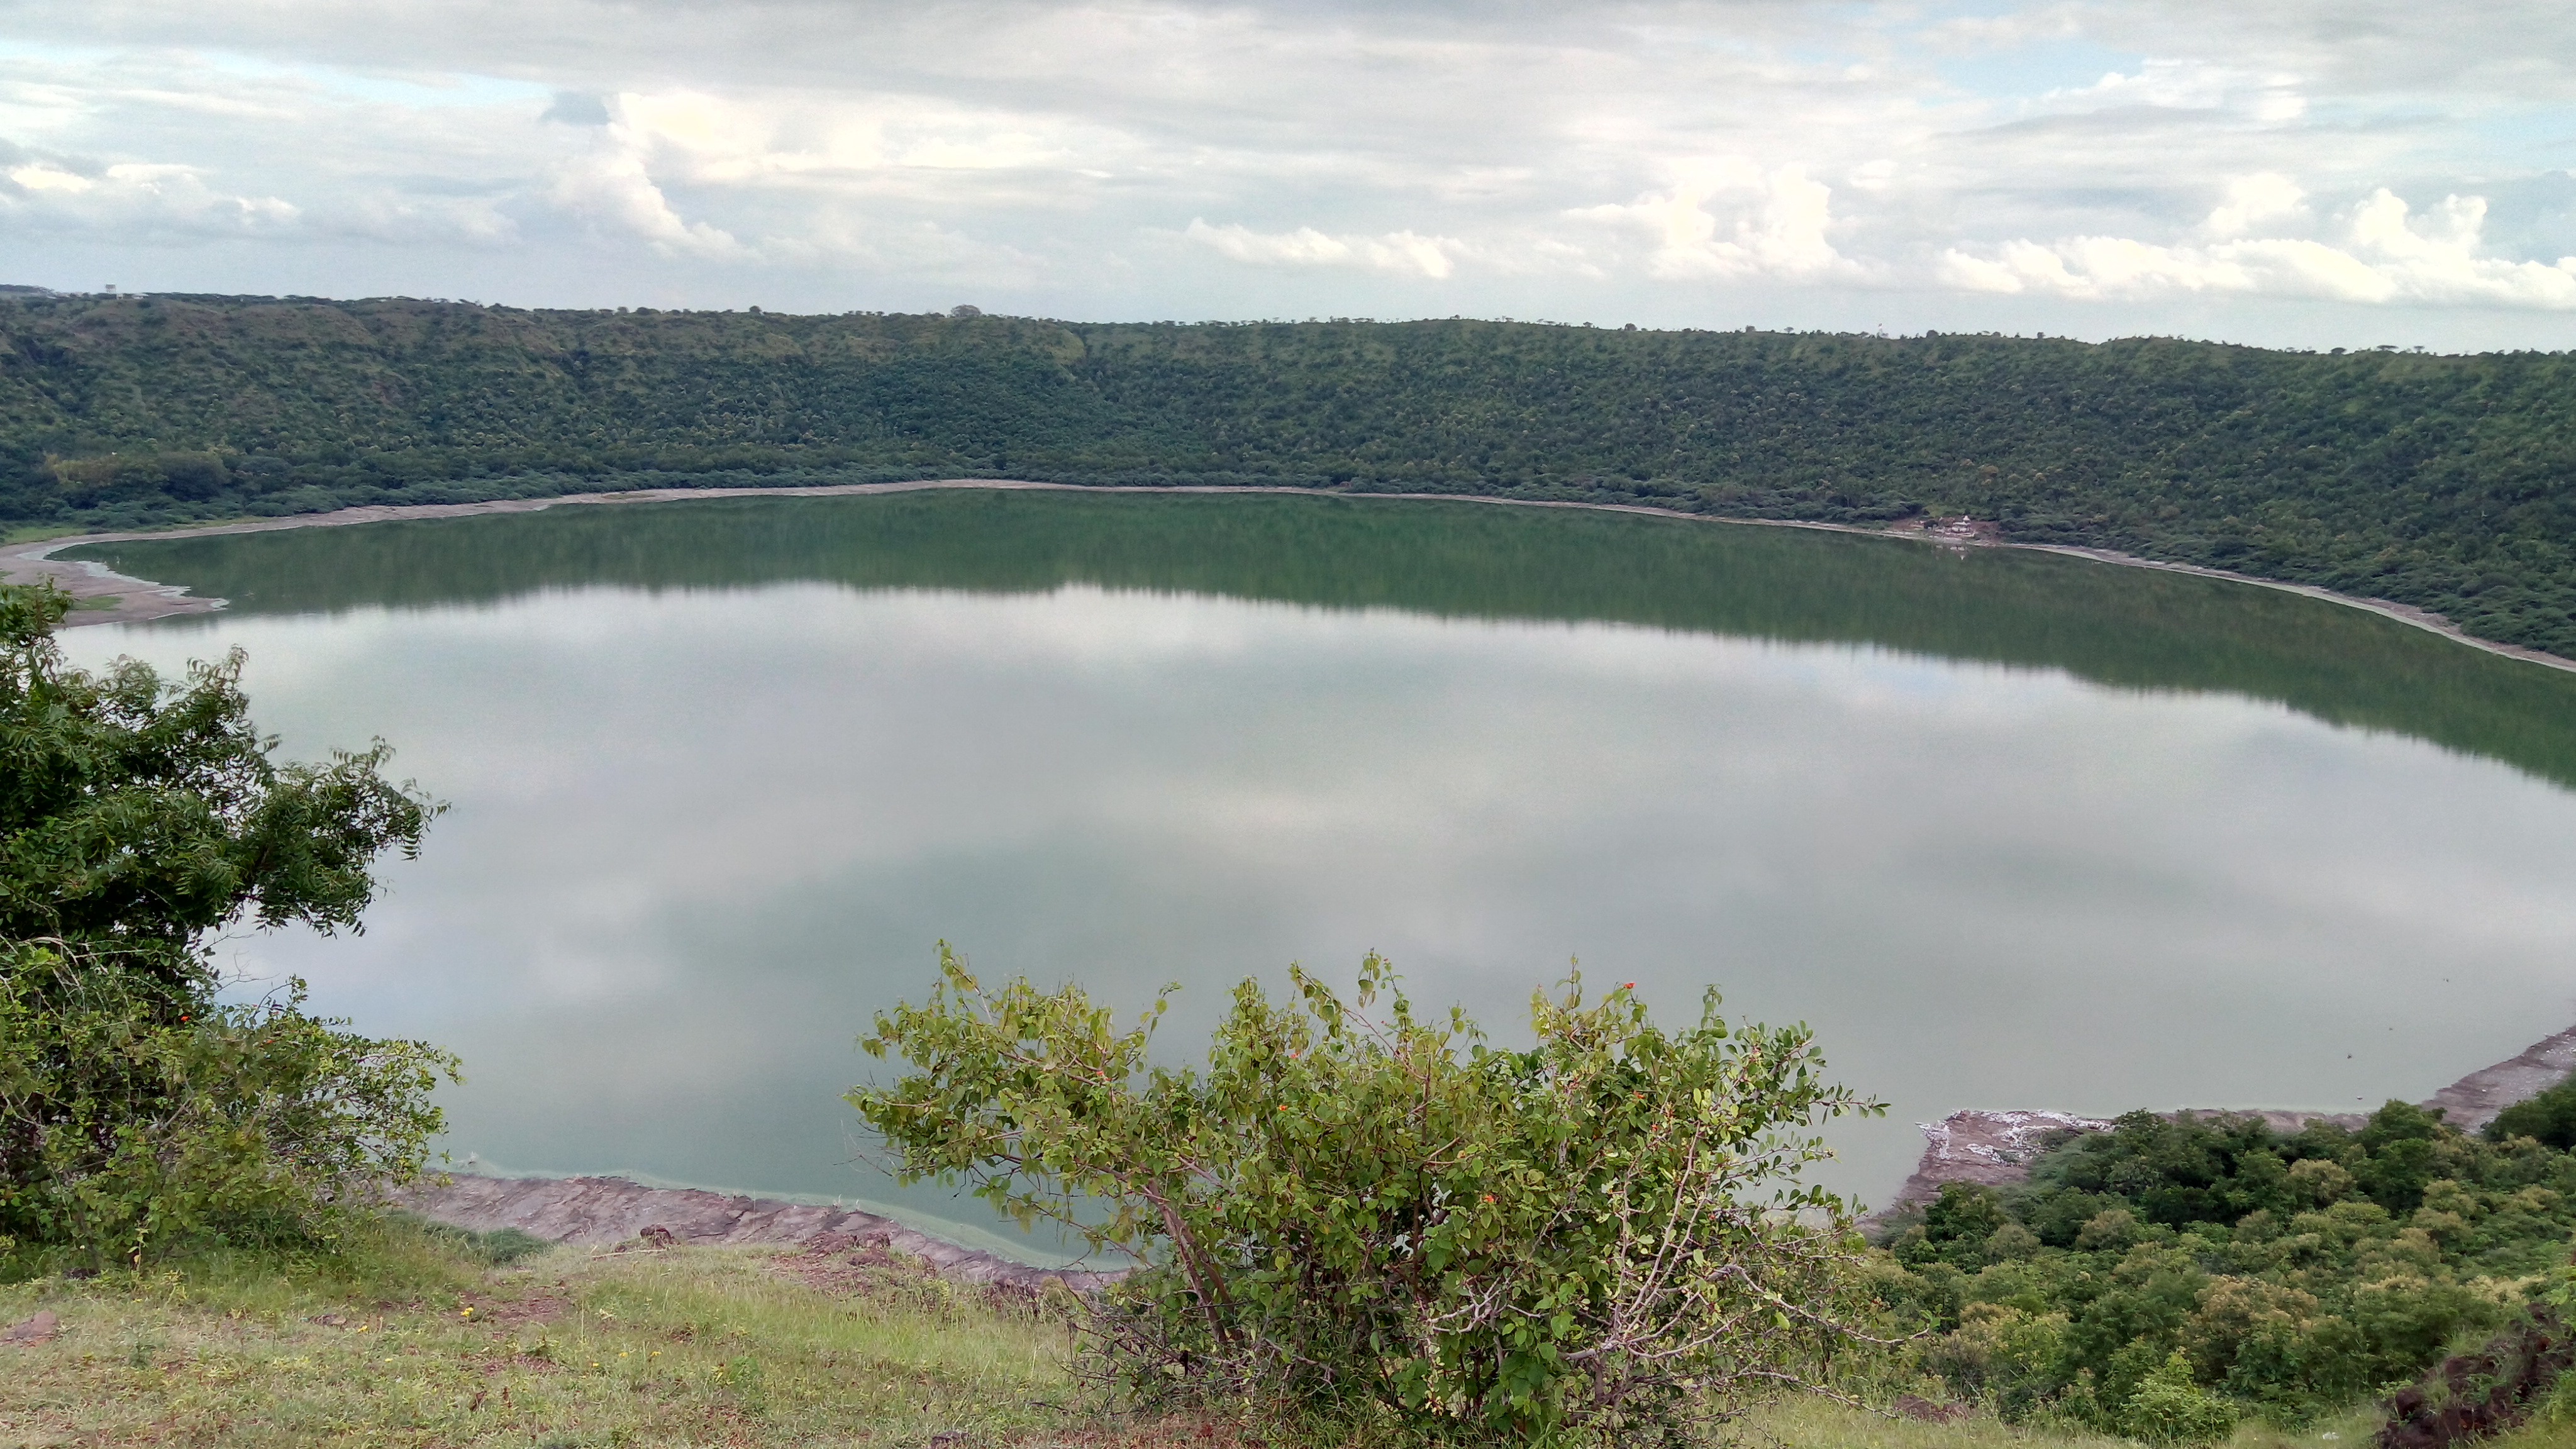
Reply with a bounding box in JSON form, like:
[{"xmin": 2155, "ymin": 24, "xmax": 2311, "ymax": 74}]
[
  {"xmin": 853, "ymin": 948, "xmax": 1885, "ymax": 1446},
  {"xmin": 0, "ymin": 940, "xmax": 453, "ymax": 1265},
  {"xmin": 0, "ymin": 581, "xmax": 449, "ymax": 1264}
]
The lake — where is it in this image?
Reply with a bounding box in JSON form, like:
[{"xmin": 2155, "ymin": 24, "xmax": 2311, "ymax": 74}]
[{"xmin": 55, "ymin": 488, "xmax": 2576, "ymax": 1259}]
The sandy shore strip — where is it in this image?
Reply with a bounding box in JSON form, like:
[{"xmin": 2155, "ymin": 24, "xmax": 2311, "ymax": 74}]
[{"xmin": 6, "ymin": 477, "xmax": 2573, "ymax": 674}]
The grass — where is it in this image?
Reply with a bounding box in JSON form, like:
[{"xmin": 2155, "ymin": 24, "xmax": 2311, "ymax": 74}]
[
  {"xmin": 2, "ymin": 522, "xmax": 95, "ymax": 545},
  {"xmin": 1750, "ymin": 1398, "xmax": 2393, "ymax": 1449},
  {"xmin": 4, "ymin": 513, "xmax": 270, "ymax": 545},
  {"xmin": 0, "ymin": 1214, "xmax": 1091, "ymax": 1447},
  {"xmin": 2494, "ymin": 1414, "xmax": 2576, "ymax": 1449},
  {"xmin": 1752, "ymin": 1397, "xmax": 2135, "ymax": 1449},
  {"xmin": 8, "ymin": 1213, "xmax": 2570, "ymax": 1449},
  {"xmin": 1752, "ymin": 1375, "xmax": 2576, "ymax": 1449}
]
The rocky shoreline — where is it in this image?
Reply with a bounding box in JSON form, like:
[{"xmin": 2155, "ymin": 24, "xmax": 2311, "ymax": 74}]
[
  {"xmin": 396, "ymin": 1021, "xmax": 2576, "ymax": 1282},
  {"xmin": 1883, "ymin": 1021, "xmax": 2576, "ymax": 1215},
  {"xmin": 396, "ymin": 1172, "xmax": 1131, "ymax": 1291}
]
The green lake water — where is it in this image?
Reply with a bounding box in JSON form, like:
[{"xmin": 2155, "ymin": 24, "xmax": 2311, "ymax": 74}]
[{"xmin": 56, "ymin": 489, "xmax": 2576, "ymax": 1257}]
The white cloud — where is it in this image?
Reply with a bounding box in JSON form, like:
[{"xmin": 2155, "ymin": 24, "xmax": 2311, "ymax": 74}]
[
  {"xmin": 2041, "ymin": 58, "xmax": 2306, "ymax": 121},
  {"xmin": 1570, "ymin": 160, "xmax": 1855, "ymax": 282},
  {"xmin": 551, "ymin": 142, "xmax": 741, "ymax": 257},
  {"xmin": 8, "ymin": 160, "xmax": 91, "ymax": 192},
  {"xmin": 2204, "ymin": 172, "xmax": 2306, "ymax": 240},
  {"xmin": 0, "ymin": 1, "xmax": 2567, "ymax": 339},
  {"xmin": 0, "ymin": 155, "xmax": 297, "ymax": 237},
  {"xmin": 1184, "ymin": 219, "xmax": 1460, "ymax": 279},
  {"xmin": 1940, "ymin": 184, "xmax": 2576, "ymax": 308},
  {"xmin": 325, "ymin": 191, "xmax": 519, "ymax": 247},
  {"xmin": 0, "ymin": 135, "xmax": 518, "ymax": 248}
]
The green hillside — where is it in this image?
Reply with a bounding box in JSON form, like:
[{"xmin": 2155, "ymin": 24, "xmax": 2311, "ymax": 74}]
[{"xmin": 4, "ymin": 292, "xmax": 2572, "ymax": 655}]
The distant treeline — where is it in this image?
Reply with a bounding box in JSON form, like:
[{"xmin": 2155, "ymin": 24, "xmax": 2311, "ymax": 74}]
[{"xmin": 3, "ymin": 294, "xmax": 2572, "ymax": 655}]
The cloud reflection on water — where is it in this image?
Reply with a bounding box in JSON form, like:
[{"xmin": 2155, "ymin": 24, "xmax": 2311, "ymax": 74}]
[{"xmin": 67, "ymin": 580, "xmax": 2576, "ymax": 1246}]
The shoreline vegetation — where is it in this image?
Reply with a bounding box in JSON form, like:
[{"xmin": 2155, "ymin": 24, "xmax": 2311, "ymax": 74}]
[
  {"xmin": 11, "ymin": 1008, "xmax": 2576, "ymax": 1448},
  {"xmin": 9, "ymin": 477, "xmax": 2574, "ymax": 675}
]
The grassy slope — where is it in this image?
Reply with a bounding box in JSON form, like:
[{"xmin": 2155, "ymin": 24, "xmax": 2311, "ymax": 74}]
[
  {"xmin": 5, "ymin": 1213, "xmax": 2570, "ymax": 1449},
  {"xmin": 1762, "ymin": 1397, "xmax": 2378, "ymax": 1449},
  {"xmin": 2, "ymin": 295, "xmax": 2572, "ymax": 655},
  {"xmin": 0, "ymin": 1218, "xmax": 1081, "ymax": 1447}
]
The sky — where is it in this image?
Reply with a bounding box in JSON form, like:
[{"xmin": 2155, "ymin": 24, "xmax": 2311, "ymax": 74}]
[{"xmin": 1, "ymin": 0, "xmax": 2572, "ymax": 350}]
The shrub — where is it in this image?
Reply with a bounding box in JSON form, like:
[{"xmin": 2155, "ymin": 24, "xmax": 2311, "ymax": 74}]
[
  {"xmin": 2489, "ymin": 1077, "xmax": 2576, "ymax": 1151},
  {"xmin": 0, "ymin": 940, "xmax": 455, "ymax": 1265},
  {"xmin": 852, "ymin": 947, "xmax": 1885, "ymax": 1446},
  {"xmin": 2121, "ymin": 1348, "xmax": 2240, "ymax": 1446}
]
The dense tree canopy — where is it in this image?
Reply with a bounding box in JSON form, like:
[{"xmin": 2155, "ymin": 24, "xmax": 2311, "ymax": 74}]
[
  {"xmin": 0, "ymin": 587, "xmax": 435, "ymax": 972},
  {"xmin": 3, "ymin": 295, "xmax": 2571, "ymax": 655},
  {"xmin": 1875, "ymin": 1089, "xmax": 2576, "ymax": 1435}
]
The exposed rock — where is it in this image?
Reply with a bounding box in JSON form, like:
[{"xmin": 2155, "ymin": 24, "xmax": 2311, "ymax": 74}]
[
  {"xmin": 1887, "ymin": 1109, "xmax": 2114, "ymax": 1209},
  {"xmin": 1, "ymin": 1310, "xmax": 58, "ymax": 1345},
  {"xmin": 2423, "ymin": 1024, "xmax": 2576, "ymax": 1133},
  {"xmin": 1892, "ymin": 1392, "xmax": 1975, "ymax": 1423},
  {"xmin": 2377, "ymin": 1307, "xmax": 2576, "ymax": 1449},
  {"xmin": 397, "ymin": 1173, "xmax": 1128, "ymax": 1291}
]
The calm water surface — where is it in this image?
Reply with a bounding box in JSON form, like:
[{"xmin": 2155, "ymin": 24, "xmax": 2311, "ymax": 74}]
[{"xmin": 59, "ymin": 492, "xmax": 2576, "ymax": 1257}]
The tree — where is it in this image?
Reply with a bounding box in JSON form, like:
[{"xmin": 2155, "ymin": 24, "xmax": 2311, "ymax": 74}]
[
  {"xmin": 853, "ymin": 947, "xmax": 1885, "ymax": 1446},
  {"xmin": 0, "ymin": 582, "xmax": 433, "ymax": 977},
  {"xmin": 0, "ymin": 582, "xmax": 453, "ymax": 1264},
  {"xmin": 2487, "ymin": 1075, "xmax": 2576, "ymax": 1150}
]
